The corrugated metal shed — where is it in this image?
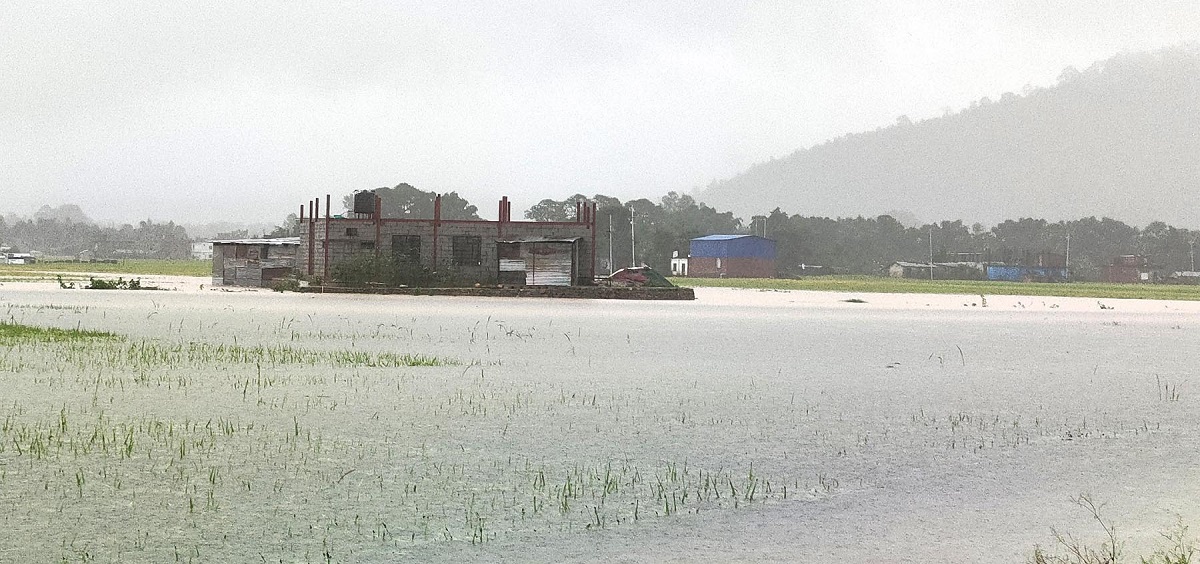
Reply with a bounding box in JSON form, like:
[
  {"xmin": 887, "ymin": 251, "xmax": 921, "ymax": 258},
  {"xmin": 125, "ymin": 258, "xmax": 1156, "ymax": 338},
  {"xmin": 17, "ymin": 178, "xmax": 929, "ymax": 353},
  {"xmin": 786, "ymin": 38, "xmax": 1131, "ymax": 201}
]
[
  {"xmin": 212, "ymin": 237, "xmax": 300, "ymax": 287},
  {"xmin": 689, "ymin": 235, "xmax": 776, "ymax": 259},
  {"xmin": 496, "ymin": 237, "xmax": 580, "ymax": 286}
]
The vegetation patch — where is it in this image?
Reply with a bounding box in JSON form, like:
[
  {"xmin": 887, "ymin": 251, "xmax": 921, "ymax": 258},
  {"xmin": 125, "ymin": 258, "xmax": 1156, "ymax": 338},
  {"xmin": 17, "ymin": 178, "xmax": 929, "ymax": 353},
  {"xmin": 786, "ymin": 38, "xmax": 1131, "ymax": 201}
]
[
  {"xmin": 56, "ymin": 275, "xmax": 163, "ymax": 290},
  {"xmin": 1032, "ymin": 495, "xmax": 1197, "ymax": 564},
  {"xmin": 330, "ymin": 254, "xmax": 468, "ymax": 288},
  {"xmin": 36, "ymin": 339, "xmax": 457, "ymax": 370},
  {"xmin": 0, "ymin": 321, "xmax": 119, "ymax": 344}
]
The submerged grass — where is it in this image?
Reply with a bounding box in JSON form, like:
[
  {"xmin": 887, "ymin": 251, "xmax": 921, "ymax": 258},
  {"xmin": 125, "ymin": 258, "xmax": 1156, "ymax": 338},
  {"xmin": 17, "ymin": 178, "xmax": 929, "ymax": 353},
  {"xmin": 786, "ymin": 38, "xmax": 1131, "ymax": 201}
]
[
  {"xmin": 672, "ymin": 276, "xmax": 1200, "ymax": 301},
  {"xmin": 154, "ymin": 341, "xmax": 457, "ymax": 368},
  {"xmin": 3, "ymin": 333, "xmax": 456, "ymax": 369},
  {"xmin": 0, "ymin": 320, "xmax": 120, "ymax": 343},
  {"xmin": 0, "ymin": 321, "xmax": 455, "ymax": 368}
]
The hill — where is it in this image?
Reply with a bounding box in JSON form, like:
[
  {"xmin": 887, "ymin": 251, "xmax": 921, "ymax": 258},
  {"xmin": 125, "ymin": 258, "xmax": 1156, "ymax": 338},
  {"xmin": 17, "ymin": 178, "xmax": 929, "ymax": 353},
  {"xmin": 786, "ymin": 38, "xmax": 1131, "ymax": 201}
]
[{"xmin": 697, "ymin": 45, "xmax": 1200, "ymax": 228}]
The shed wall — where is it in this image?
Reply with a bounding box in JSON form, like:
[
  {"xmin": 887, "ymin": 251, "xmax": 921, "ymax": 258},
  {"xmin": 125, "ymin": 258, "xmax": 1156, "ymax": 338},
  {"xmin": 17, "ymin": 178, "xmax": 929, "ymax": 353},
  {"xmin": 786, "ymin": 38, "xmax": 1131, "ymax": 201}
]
[{"xmin": 1104, "ymin": 265, "xmax": 1144, "ymax": 283}]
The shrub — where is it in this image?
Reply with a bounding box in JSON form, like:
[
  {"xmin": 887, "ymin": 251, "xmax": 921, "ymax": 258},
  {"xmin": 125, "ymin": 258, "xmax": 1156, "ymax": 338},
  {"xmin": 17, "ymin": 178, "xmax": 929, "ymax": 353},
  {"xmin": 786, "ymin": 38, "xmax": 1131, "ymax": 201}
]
[
  {"xmin": 1031, "ymin": 495, "xmax": 1196, "ymax": 564},
  {"xmin": 330, "ymin": 255, "xmax": 444, "ymax": 288},
  {"xmin": 82, "ymin": 277, "xmax": 161, "ymax": 290},
  {"xmin": 270, "ymin": 277, "xmax": 302, "ymax": 292}
]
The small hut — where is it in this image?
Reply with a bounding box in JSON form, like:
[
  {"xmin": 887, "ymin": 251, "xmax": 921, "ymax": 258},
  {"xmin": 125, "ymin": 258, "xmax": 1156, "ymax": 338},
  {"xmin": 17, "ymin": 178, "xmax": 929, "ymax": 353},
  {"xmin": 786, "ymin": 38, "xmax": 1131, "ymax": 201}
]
[{"xmin": 211, "ymin": 237, "xmax": 300, "ymax": 287}]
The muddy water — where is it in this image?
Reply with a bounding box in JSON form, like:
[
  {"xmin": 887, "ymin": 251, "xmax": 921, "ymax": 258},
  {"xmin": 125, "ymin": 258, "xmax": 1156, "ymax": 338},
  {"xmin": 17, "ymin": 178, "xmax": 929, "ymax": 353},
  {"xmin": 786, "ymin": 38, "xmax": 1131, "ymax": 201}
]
[{"xmin": 0, "ymin": 282, "xmax": 1197, "ymax": 562}]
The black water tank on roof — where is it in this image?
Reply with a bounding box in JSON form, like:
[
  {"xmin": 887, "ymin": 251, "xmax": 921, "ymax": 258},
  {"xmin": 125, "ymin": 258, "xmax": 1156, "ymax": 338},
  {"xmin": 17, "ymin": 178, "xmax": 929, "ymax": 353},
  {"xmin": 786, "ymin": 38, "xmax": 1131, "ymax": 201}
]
[{"xmin": 353, "ymin": 191, "xmax": 376, "ymax": 214}]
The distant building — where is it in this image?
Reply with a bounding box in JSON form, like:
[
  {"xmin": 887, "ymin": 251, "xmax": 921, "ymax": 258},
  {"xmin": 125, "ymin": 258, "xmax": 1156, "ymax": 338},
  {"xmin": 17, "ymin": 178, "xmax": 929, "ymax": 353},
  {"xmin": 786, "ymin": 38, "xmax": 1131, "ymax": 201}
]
[
  {"xmin": 1169, "ymin": 271, "xmax": 1200, "ymax": 285},
  {"xmin": 298, "ymin": 195, "xmax": 597, "ymax": 286},
  {"xmin": 688, "ymin": 235, "xmax": 776, "ymax": 278},
  {"xmin": 669, "ymin": 251, "xmax": 688, "ymax": 276},
  {"xmin": 5, "ymin": 252, "xmax": 36, "ymax": 265},
  {"xmin": 888, "ymin": 255, "xmax": 1068, "ymax": 282},
  {"xmin": 888, "ymin": 261, "xmax": 984, "ymax": 280},
  {"xmin": 985, "ymin": 264, "xmax": 1068, "ymax": 282},
  {"xmin": 1033, "ymin": 252, "xmax": 1067, "ymax": 268},
  {"xmin": 192, "ymin": 241, "xmax": 214, "ymax": 261},
  {"xmin": 889, "ymin": 261, "xmax": 932, "ymax": 279},
  {"xmin": 1103, "ymin": 255, "xmax": 1158, "ymax": 283},
  {"xmin": 211, "ymin": 237, "xmax": 300, "ymax": 287}
]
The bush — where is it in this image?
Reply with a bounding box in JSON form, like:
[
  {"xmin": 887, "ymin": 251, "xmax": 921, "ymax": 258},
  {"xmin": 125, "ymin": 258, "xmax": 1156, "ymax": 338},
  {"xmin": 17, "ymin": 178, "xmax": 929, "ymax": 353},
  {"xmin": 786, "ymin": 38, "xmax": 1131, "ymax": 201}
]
[
  {"xmin": 80, "ymin": 277, "xmax": 161, "ymax": 290},
  {"xmin": 329, "ymin": 254, "xmax": 466, "ymax": 288},
  {"xmin": 1031, "ymin": 495, "xmax": 1196, "ymax": 564},
  {"xmin": 270, "ymin": 278, "xmax": 302, "ymax": 292}
]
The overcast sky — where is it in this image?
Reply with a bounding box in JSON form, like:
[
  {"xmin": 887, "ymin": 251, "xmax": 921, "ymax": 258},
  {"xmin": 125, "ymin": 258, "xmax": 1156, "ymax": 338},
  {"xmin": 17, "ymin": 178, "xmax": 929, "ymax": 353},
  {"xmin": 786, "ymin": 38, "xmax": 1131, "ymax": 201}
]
[{"xmin": 3, "ymin": 1, "xmax": 1198, "ymax": 224}]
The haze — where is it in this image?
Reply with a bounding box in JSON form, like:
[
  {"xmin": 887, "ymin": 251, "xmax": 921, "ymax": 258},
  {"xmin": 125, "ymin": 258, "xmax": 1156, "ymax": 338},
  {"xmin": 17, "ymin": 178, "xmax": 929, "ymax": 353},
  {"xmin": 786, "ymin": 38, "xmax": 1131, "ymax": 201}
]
[{"xmin": 3, "ymin": 1, "xmax": 1198, "ymax": 225}]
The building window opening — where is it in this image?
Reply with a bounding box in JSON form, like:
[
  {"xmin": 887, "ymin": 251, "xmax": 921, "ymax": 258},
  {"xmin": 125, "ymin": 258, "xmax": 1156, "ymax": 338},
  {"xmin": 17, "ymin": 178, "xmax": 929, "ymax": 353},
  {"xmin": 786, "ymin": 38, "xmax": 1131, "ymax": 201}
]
[
  {"xmin": 452, "ymin": 236, "xmax": 482, "ymax": 266},
  {"xmin": 391, "ymin": 235, "xmax": 421, "ymax": 263}
]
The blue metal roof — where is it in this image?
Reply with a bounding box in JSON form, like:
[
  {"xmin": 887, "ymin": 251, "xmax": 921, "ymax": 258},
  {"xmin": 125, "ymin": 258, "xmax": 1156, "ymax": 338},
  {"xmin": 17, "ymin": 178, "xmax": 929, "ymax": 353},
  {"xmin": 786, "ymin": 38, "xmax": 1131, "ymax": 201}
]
[
  {"xmin": 689, "ymin": 235, "xmax": 776, "ymax": 259},
  {"xmin": 691, "ymin": 234, "xmax": 753, "ymax": 241}
]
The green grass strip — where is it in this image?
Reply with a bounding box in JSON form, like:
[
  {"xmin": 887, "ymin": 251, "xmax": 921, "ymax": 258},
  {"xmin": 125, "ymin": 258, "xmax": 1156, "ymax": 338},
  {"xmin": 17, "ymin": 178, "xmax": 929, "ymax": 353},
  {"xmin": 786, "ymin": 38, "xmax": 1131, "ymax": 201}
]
[
  {"xmin": 0, "ymin": 259, "xmax": 210, "ymax": 277},
  {"xmin": 671, "ymin": 275, "xmax": 1200, "ymax": 301}
]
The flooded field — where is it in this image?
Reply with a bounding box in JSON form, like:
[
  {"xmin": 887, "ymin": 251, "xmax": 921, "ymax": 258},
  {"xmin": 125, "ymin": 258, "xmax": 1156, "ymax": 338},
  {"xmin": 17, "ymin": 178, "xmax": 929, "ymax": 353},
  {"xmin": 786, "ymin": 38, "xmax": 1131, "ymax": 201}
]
[{"xmin": 1, "ymin": 280, "xmax": 1198, "ymax": 563}]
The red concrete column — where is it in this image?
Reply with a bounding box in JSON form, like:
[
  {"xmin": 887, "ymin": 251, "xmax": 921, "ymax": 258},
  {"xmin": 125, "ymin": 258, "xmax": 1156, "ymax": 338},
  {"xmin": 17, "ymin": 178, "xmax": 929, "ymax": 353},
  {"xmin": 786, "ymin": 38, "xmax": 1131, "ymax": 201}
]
[
  {"xmin": 432, "ymin": 194, "xmax": 441, "ymax": 267},
  {"xmin": 323, "ymin": 194, "xmax": 330, "ymax": 279},
  {"xmin": 374, "ymin": 194, "xmax": 382, "ymax": 257}
]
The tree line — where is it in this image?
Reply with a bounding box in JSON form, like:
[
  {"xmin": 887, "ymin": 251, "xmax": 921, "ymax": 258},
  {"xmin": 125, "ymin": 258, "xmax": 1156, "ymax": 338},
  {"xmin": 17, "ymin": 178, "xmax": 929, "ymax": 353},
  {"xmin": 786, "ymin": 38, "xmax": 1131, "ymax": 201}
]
[
  {"xmin": 279, "ymin": 185, "xmax": 1200, "ymax": 280},
  {"xmin": 525, "ymin": 192, "xmax": 740, "ymax": 275},
  {"xmin": 0, "ymin": 215, "xmax": 192, "ymax": 260},
  {"xmin": 5, "ymin": 189, "xmax": 1197, "ymax": 279},
  {"xmin": 527, "ymin": 194, "xmax": 1199, "ymax": 281}
]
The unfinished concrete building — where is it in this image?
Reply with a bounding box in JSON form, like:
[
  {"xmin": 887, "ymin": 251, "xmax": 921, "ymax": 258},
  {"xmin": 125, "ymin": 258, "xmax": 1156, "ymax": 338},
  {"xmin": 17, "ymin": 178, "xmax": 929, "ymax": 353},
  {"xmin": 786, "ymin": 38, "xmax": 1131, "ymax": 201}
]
[{"xmin": 297, "ymin": 194, "xmax": 597, "ymax": 286}]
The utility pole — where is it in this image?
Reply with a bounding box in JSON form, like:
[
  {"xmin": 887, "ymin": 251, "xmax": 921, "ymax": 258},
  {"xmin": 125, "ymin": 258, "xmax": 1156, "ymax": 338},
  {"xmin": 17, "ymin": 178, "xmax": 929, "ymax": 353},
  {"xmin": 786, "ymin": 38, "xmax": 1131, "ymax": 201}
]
[
  {"xmin": 929, "ymin": 226, "xmax": 934, "ymax": 281},
  {"xmin": 608, "ymin": 214, "xmax": 614, "ymax": 275},
  {"xmin": 630, "ymin": 208, "xmax": 637, "ymax": 267},
  {"xmin": 1065, "ymin": 233, "xmax": 1071, "ymax": 278},
  {"xmin": 1191, "ymin": 238, "xmax": 1196, "ymax": 272}
]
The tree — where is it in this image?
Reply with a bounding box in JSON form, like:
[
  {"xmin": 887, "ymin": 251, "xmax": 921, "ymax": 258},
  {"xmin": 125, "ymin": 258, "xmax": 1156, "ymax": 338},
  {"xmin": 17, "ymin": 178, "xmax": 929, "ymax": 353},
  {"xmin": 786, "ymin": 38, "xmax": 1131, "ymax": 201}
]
[
  {"xmin": 341, "ymin": 183, "xmax": 480, "ymax": 220},
  {"xmin": 265, "ymin": 214, "xmax": 299, "ymax": 238},
  {"xmin": 523, "ymin": 194, "xmax": 589, "ymax": 222}
]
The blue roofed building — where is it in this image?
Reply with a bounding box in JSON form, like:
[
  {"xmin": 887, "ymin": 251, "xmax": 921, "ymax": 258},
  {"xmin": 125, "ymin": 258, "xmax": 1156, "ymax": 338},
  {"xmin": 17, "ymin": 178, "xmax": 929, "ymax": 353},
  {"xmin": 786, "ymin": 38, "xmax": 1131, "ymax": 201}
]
[{"xmin": 688, "ymin": 234, "xmax": 776, "ymax": 278}]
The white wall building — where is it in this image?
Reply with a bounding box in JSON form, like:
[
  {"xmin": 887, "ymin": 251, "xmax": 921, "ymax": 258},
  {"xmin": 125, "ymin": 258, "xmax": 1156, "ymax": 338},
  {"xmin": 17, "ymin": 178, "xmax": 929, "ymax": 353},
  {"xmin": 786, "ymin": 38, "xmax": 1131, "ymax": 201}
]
[{"xmin": 191, "ymin": 241, "xmax": 214, "ymax": 261}]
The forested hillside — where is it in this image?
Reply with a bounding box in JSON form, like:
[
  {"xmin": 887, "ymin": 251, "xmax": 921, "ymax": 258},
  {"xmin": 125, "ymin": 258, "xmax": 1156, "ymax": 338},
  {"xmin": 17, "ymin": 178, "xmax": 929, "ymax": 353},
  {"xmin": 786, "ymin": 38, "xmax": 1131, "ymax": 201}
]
[{"xmin": 699, "ymin": 46, "xmax": 1200, "ymax": 228}]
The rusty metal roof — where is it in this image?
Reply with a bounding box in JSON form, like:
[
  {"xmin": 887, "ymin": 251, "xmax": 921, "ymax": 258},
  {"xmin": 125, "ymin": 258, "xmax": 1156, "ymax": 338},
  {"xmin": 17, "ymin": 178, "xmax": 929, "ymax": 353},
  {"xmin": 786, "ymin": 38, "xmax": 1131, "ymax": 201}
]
[
  {"xmin": 495, "ymin": 237, "xmax": 581, "ymax": 244},
  {"xmin": 210, "ymin": 237, "xmax": 301, "ymax": 246}
]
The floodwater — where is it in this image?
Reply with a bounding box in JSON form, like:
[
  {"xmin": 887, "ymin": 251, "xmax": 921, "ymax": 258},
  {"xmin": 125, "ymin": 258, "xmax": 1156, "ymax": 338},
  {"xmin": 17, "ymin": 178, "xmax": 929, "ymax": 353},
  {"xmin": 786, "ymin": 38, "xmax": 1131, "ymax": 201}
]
[{"xmin": 1, "ymin": 278, "xmax": 1198, "ymax": 563}]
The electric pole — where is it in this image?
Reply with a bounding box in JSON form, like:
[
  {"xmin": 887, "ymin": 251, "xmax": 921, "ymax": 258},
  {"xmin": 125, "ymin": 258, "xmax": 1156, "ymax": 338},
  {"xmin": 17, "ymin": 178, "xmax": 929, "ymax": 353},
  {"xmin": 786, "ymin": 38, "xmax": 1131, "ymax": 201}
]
[
  {"xmin": 1066, "ymin": 233, "xmax": 1071, "ymax": 279},
  {"xmin": 929, "ymin": 226, "xmax": 934, "ymax": 281},
  {"xmin": 630, "ymin": 208, "xmax": 637, "ymax": 267},
  {"xmin": 608, "ymin": 214, "xmax": 614, "ymax": 275}
]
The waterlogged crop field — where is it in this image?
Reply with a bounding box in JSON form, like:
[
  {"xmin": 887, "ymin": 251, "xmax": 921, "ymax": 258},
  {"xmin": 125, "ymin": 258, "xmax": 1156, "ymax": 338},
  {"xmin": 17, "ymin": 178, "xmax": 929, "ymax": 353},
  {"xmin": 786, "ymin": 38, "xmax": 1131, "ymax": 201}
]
[{"xmin": 1, "ymin": 282, "xmax": 1199, "ymax": 562}]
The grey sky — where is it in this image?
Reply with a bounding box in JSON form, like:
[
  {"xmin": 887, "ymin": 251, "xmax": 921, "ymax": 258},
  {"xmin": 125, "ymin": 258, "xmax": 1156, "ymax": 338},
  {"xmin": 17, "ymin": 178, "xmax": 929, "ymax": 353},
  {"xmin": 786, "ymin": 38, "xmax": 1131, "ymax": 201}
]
[{"xmin": 3, "ymin": 1, "xmax": 1198, "ymax": 224}]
